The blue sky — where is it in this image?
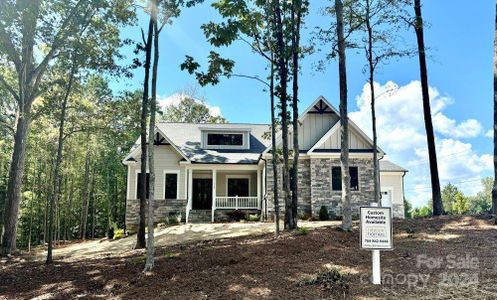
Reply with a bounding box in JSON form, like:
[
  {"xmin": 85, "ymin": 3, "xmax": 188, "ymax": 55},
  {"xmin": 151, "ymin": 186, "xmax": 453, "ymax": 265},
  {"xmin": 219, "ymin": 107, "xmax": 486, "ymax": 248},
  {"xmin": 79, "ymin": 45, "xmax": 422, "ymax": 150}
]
[{"xmin": 111, "ymin": 1, "xmax": 495, "ymax": 206}]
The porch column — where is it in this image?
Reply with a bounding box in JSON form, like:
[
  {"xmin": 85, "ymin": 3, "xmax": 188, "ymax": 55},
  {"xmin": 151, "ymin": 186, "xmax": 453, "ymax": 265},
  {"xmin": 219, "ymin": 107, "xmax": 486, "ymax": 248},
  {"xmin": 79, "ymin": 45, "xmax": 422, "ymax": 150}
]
[
  {"xmin": 186, "ymin": 168, "xmax": 193, "ymax": 223},
  {"xmin": 257, "ymin": 168, "xmax": 261, "ymax": 210},
  {"xmin": 212, "ymin": 169, "xmax": 217, "ymax": 223}
]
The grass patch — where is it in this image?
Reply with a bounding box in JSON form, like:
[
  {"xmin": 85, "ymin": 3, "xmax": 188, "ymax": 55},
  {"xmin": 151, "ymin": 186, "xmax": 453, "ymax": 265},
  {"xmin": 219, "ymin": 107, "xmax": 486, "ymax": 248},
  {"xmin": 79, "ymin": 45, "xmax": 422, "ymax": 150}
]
[
  {"xmin": 296, "ymin": 226, "xmax": 310, "ymax": 235},
  {"xmin": 246, "ymin": 214, "xmax": 260, "ymax": 222},
  {"xmin": 163, "ymin": 251, "xmax": 181, "ymax": 258},
  {"xmin": 129, "ymin": 256, "xmax": 146, "ymax": 266}
]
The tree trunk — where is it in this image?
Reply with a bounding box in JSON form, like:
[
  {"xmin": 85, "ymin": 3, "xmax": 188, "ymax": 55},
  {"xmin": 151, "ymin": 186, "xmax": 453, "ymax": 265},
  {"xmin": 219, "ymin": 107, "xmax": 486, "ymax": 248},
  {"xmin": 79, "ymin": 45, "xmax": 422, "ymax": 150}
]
[
  {"xmin": 365, "ymin": 0, "xmax": 381, "ymax": 204},
  {"xmin": 493, "ymin": 0, "xmax": 497, "ymax": 219},
  {"xmin": 80, "ymin": 146, "xmax": 91, "ymax": 240},
  {"xmin": 273, "ymin": 0, "xmax": 292, "ymax": 231},
  {"xmin": 414, "ymin": 0, "xmax": 443, "ymax": 216},
  {"xmin": 1, "ymin": 109, "xmax": 32, "ymax": 255},
  {"xmin": 336, "ymin": 0, "xmax": 352, "ymax": 231},
  {"xmin": 46, "ymin": 61, "xmax": 75, "ymax": 263},
  {"xmin": 89, "ymin": 162, "xmax": 96, "ymax": 239},
  {"xmin": 270, "ymin": 56, "xmax": 280, "ymax": 238},
  {"xmin": 136, "ymin": 14, "xmax": 154, "ymax": 250},
  {"xmin": 290, "ymin": 0, "xmax": 301, "ymax": 230},
  {"xmin": 144, "ymin": 1, "xmax": 159, "ymax": 271}
]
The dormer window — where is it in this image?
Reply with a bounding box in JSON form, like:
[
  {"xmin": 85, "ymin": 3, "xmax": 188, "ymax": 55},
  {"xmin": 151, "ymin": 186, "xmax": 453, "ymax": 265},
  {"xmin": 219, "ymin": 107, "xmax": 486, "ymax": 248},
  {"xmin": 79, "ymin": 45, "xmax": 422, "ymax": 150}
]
[
  {"xmin": 200, "ymin": 128, "xmax": 251, "ymax": 150},
  {"xmin": 207, "ymin": 133, "xmax": 243, "ymax": 146}
]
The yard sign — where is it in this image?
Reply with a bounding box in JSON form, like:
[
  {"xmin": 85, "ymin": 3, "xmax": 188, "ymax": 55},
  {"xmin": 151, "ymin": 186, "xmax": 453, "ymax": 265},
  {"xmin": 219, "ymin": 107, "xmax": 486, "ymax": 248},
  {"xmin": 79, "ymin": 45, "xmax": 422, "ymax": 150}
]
[
  {"xmin": 360, "ymin": 205, "xmax": 393, "ymax": 285},
  {"xmin": 360, "ymin": 206, "xmax": 393, "ymax": 250}
]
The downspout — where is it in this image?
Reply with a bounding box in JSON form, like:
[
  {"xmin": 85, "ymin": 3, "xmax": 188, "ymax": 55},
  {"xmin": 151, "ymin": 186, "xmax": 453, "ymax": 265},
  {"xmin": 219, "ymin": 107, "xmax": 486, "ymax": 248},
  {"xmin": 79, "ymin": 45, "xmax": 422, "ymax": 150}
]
[{"xmin": 260, "ymin": 156, "xmax": 268, "ymax": 221}]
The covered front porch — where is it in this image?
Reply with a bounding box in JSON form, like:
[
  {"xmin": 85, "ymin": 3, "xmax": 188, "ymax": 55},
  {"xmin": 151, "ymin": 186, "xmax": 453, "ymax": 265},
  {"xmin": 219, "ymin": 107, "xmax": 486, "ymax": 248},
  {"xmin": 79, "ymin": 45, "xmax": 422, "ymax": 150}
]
[{"xmin": 184, "ymin": 164, "xmax": 264, "ymax": 223}]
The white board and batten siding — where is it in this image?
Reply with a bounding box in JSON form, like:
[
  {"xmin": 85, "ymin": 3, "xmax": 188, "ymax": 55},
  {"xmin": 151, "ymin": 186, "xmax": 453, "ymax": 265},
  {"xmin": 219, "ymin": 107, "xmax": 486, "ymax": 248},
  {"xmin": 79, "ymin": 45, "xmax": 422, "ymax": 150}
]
[
  {"xmin": 127, "ymin": 145, "xmax": 186, "ymax": 200},
  {"xmin": 297, "ymin": 113, "xmax": 339, "ymax": 150},
  {"xmin": 318, "ymin": 126, "xmax": 370, "ymax": 150}
]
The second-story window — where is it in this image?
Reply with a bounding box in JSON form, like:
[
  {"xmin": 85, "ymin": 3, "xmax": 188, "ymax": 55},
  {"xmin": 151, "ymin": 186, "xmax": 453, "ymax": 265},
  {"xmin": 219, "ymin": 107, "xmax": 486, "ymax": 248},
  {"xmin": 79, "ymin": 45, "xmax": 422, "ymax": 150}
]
[{"xmin": 207, "ymin": 133, "xmax": 244, "ymax": 146}]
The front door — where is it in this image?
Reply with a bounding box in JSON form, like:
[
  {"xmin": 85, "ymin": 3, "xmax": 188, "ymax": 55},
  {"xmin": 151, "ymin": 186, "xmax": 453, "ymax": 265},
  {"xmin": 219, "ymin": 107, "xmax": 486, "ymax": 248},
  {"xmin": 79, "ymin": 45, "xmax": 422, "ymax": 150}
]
[{"xmin": 192, "ymin": 179, "xmax": 212, "ymax": 209}]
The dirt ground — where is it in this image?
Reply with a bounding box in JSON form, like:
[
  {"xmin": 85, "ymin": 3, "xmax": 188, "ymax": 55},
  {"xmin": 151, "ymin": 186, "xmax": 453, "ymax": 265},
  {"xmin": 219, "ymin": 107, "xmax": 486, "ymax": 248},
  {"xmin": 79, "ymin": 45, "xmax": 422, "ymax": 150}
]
[{"xmin": 1, "ymin": 215, "xmax": 497, "ymax": 299}]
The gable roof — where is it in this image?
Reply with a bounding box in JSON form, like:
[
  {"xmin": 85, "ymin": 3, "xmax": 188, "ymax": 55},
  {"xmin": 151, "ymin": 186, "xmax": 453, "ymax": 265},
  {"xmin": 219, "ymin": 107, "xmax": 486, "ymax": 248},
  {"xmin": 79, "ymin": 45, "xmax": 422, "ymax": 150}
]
[
  {"xmin": 265, "ymin": 96, "xmax": 384, "ymax": 155},
  {"xmin": 380, "ymin": 160, "xmax": 408, "ymax": 173},
  {"xmin": 124, "ymin": 123, "xmax": 271, "ymax": 164},
  {"xmin": 306, "ymin": 96, "xmax": 385, "ymax": 155}
]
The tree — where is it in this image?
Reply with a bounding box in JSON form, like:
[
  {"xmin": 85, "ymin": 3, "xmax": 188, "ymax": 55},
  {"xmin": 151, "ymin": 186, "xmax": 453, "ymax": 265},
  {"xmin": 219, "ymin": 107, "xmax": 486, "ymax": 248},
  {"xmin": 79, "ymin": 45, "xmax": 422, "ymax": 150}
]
[
  {"xmin": 0, "ymin": 0, "xmax": 135, "ymax": 255},
  {"xmin": 493, "ymin": 0, "xmax": 497, "ymax": 220},
  {"xmin": 469, "ymin": 177, "xmax": 493, "ymax": 214},
  {"xmin": 144, "ymin": 0, "xmax": 159, "ymax": 272},
  {"xmin": 358, "ymin": 0, "xmax": 411, "ymax": 204},
  {"xmin": 441, "ymin": 183, "xmax": 458, "ymax": 214},
  {"xmin": 136, "ymin": 7, "xmax": 154, "ymax": 251},
  {"xmin": 404, "ymin": 198, "xmax": 412, "ymax": 218},
  {"xmin": 413, "ymin": 0, "xmax": 443, "ymax": 216},
  {"xmin": 46, "ymin": 57, "xmax": 77, "ymax": 264},
  {"xmin": 181, "ymin": 0, "xmax": 307, "ymax": 232},
  {"xmin": 335, "ymin": 0, "xmax": 352, "ymax": 231},
  {"xmin": 452, "ymin": 191, "xmax": 469, "ymax": 215},
  {"xmin": 161, "ymin": 94, "xmax": 226, "ymax": 123}
]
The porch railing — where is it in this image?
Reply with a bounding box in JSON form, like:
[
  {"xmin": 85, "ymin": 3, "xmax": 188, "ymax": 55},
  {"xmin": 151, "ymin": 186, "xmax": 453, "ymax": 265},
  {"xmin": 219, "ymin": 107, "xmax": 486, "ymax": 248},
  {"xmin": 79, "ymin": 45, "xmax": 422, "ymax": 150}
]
[{"xmin": 215, "ymin": 196, "xmax": 259, "ymax": 210}]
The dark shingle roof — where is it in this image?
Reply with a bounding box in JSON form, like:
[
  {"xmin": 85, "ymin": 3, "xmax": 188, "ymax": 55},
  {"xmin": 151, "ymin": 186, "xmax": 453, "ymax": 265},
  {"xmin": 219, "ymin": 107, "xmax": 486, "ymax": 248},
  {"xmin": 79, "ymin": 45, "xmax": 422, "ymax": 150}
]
[
  {"xmin": 380, "ymin": 160, "xmax": 408, "ymax": 172},
  {"xmin": 156, "ymin": 123, "xmax": 271, "ymax": 164}
]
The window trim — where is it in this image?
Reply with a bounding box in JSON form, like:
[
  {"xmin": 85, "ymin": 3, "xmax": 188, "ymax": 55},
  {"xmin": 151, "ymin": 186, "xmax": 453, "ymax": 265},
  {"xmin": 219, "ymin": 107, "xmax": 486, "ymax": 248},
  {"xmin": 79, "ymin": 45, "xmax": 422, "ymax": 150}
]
[
  {"xmin": 201, "ymin": 130, "xmax": 249, "ymax": 150},
  {"xmin": 163, "ymin": 170, "xmax": 180, "ymax": 199},
  {"xmin": 226, "ymin": 174, "xmax": 251, "ymax": 197},
  {"xmin": 330, "ymin": 166, "xmax": 360, "ymax": 192},
  {"xmin": 135, "ymin": 169, "xmax": 150, "ymax": 199}
]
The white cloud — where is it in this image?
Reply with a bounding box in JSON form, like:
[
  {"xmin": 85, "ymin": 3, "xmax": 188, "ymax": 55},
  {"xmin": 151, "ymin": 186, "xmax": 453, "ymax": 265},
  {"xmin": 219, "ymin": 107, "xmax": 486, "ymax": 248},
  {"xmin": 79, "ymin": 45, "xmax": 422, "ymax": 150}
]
[
  {"xmin": 350, "ymin": 81, "xmax": 491, "ymax": 207},
  {"xmin": 485, "ymin": 129, "xmax": 493, "ymax": 138},
  {"xmin": 158, "ymin": 93, "xmax": 223, "ymax": 118},
  {"xmin": 433, "ymin": 113, "xmax": 482, "ymax": 138}
]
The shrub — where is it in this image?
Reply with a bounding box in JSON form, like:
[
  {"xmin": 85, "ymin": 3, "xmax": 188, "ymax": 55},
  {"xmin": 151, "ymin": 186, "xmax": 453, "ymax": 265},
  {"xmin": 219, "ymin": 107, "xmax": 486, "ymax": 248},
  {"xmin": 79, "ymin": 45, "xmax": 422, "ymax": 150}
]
[
  {"xmin": 319, "ymin": 206, "xmax": 329, "ymax": 221},
  {"xmin": 296, "ymin": 226, "xmax": 310, "ymax": 235},
  {"xmin": 297, "ymin": 268, "xmax": 345, "ymax": 286},
  {"xmin": 298, "ymin": 211, "xmax": 311, "ymax": 220},
  {"xmin": 113, "ymin": 229, "xmax": 125, "ymax": 240},
  {"xmin": 246, "ymin": 214, "xmax": 260, "ymax": 222}
]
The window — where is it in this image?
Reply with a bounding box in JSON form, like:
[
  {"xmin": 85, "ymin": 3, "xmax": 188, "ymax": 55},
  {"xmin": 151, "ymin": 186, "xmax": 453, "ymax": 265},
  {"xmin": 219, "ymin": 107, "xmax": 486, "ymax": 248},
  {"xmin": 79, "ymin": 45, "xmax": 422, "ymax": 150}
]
[
  {"xmin": 136, "ymin": 172, "xmax": 150, "ymax": 199},
  {"xmin": 331, "ymin": 167, "xmax": 359, "ymax": 191},
  {"xmin": 164, "ymin": 172, "xmax": 178, "ymax": 199},
  {"xmin": 207, "ymin": 133, "xmax": 243, "ymax": 146},
  {"xmin": 227, "ymin": 178, "xmax": 249, "ymax": 197}
]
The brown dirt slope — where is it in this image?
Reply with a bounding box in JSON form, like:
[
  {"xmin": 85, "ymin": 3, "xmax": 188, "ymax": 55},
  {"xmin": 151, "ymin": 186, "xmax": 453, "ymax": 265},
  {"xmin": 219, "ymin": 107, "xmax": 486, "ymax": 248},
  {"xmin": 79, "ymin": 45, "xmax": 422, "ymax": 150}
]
[{"xmin": 1, "ymin": 215, "xmax": 497, "ymax": 299}]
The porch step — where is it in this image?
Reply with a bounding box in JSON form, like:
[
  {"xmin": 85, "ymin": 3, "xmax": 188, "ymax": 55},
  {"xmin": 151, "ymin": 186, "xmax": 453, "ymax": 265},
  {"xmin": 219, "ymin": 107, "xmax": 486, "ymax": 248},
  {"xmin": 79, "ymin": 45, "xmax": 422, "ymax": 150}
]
[{"xmin": 188, "ymin": 209, "xmax": 212, "ymax": 223}]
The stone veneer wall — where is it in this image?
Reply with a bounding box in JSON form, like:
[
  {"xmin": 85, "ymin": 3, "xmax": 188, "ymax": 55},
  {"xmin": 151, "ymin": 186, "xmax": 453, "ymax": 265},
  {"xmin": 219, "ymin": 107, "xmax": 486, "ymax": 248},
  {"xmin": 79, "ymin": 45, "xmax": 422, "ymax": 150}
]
[
  {"xmin": 265, "ymin": 157, "xmax": 375, "ymax": 219},
  {"xmin": 265, "ymin": 159, "xmax": 312, "ymax": 216},
  {"xmin": 126, "ymin": 199, "xmax": 186, "ymax": 229},
  {"xmin": 310, "ymin": 158, "xmax": 374, "ymax": 218}
]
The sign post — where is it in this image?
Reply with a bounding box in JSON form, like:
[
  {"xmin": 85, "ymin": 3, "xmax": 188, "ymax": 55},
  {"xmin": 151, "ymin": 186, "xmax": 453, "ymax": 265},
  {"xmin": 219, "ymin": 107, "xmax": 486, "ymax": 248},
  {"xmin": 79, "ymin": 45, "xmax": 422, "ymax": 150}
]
[{"xmin": 360, "ymin": 203, "xmax": 393, "ymax": 285}]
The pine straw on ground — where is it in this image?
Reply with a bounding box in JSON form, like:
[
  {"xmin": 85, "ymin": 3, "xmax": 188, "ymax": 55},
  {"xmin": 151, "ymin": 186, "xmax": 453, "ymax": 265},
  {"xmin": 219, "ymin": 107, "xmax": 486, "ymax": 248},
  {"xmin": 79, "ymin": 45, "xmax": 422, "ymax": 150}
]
[{"xmin": 1, "ymin": 215, "xmax": 497, "ymax": 300}]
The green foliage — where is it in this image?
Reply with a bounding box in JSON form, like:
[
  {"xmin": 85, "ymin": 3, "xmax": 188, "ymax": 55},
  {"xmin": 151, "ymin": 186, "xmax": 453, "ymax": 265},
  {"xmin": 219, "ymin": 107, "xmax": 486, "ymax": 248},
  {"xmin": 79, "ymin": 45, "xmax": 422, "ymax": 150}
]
[
  {"xmin": 452, "ymin": 191, "xmax": 469, "ymax": 215},
  {"xmin": 296, "ymin": 226, "xmax": 309, "ymax": 235},
  {"xmin": 113, "ymin": 229, "xmax": 125, "ymax": 240},
  {"xmin": 246, "ymin": 214, "xmax": 260, "ymax": 222},
  {"xmin": 468, "ymin": 177, "xmax": 493, "ymax": 214},
  {"xmin": 442, "ymin": 183, "xmax": 459, "ymax": 214},
  {"xmin": 319, "ymin": 205, "xmax": 329, "ymax": 221},
  {"xmin": 161, "ymin": 93, "xmax": 227, "ymax": 123},
  {"xmin": 404, "ymin": 198, "xmax": 412, "ymax": 218},
  {"xmin": 411, "ymin": 205, "xmax": 432, "ymax": 218}
]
